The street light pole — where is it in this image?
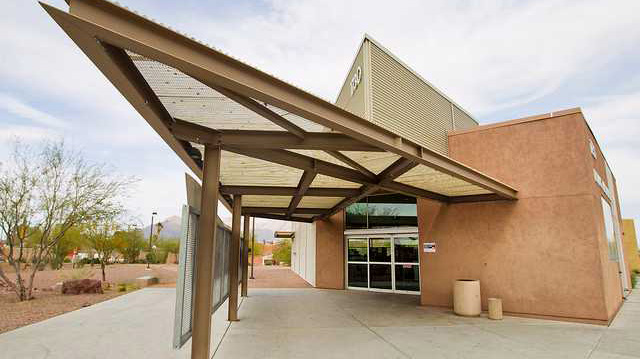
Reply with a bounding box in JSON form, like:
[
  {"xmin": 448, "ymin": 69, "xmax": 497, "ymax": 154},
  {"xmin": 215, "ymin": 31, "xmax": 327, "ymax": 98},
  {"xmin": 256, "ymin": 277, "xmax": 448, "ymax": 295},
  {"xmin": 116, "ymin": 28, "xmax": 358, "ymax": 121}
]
[
  {"xmin": 250, "ymin": 216, "xmax": 255, "ymax": 279},
  {"xmin": 147, "ymin": 211, "xmax": 157, "ymax": 269}
]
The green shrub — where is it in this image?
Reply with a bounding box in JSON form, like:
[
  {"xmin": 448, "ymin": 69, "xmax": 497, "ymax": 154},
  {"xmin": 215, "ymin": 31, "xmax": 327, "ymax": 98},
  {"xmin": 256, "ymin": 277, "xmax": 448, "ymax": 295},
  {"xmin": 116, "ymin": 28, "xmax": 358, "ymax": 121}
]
[
  {"xmin": 272, "ymin": 239, "xmax": 291, "ymax": 265},
  {"xmin": 63, "ymin": 258, "xmax": 71, "ymax": 263},
  {"xmin": 117, "ymin": 282, "xmax": 139, "ymax": 292}
]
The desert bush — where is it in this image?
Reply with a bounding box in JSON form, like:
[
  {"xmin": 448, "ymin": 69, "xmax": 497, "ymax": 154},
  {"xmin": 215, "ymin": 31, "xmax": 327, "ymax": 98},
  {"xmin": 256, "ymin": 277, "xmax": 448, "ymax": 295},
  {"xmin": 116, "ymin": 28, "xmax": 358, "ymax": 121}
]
[{"xmin": 273, "ymin": 239, "xmax": 291, "ymax": 265}]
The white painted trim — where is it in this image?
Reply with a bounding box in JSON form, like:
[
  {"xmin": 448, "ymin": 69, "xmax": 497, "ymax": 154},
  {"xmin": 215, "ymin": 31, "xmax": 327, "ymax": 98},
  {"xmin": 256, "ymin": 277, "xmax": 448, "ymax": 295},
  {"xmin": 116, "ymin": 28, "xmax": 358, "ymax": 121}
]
[{"xmin": 344, "ymin": 227, "xmax": 419, "ymax": 236}]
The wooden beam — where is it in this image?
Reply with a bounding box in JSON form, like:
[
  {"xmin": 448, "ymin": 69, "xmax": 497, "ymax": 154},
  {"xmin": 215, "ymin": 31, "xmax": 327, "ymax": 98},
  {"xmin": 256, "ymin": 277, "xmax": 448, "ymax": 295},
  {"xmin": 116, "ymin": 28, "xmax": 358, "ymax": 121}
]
[
  {"xmin": 287, "ymin": 170, "xmax": 317, "ymax": 217},
  {"xmin": 170, "ymin": 119, "xmax": 381, "ymax": 151},
  {"xmin": 44, "ymin": 0, "xmax": 516, "ymax": 199},
  {"xmin": 242, "ymin": 207, "xmax": 329, "ymax": 215},
  {"xmin": 325, "ymin": 150, "xmax": 377, "ymax": 178},
  {"xmin": 247, "ymin": 213, "xmax": 313, "ymax": 223},
  {"xmin": 377, "ymin": 157, "xmax": 418, "ymax": 181},
  {"xmin": 317, "ymin": 185, "xmax": 379, "ymax": 220},
  {"xmin": 228, "ymin": 195, "xmax": 241, "ymax": 322},
  {"xmin": 225, "ymin": 147, "xmax": 377, "ymax": 184},
  {"xmin": 318, "ymin": 156, "xmax": 442, "ymax": 220},
  {"xmin": 213, "ymin": 86, "xmax": 306, "ymax": 139},
  {"xmin": 220, "ymin": 185, "xmax": 359, "ymax": 197},
  {"xmin": 448, "ymin": 193, "xmax": 506, "ymax": 203},
  {"xmin": 192, "ymin": 145, "xmax": 221, "ymax": 359}
]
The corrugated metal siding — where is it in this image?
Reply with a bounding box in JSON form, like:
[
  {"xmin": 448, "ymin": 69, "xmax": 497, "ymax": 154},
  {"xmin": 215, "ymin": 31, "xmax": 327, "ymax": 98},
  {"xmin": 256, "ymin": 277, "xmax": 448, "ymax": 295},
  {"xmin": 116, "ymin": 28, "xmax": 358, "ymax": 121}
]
[
  {"xmin": 453, "ymin": 105, "xmax": 477, "ymax": 130},
  {"xmin": 369, "ymin": 42, "xmax": 452, "ymax": 155}
]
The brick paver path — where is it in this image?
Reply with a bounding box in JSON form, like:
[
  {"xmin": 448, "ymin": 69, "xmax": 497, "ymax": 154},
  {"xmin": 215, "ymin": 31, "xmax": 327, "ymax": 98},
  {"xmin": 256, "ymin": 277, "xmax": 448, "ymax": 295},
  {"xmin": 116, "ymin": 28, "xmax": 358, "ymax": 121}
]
[{"xmin": 248, "ymin": 265, "xmax": 311, "ymax": 288}]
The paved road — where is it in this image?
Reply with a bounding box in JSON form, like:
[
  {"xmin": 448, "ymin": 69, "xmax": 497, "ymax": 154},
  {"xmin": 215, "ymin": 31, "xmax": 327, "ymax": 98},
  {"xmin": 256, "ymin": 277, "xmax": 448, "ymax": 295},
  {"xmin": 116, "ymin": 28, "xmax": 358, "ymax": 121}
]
[{"xmin": 1, "ymin": 288, "xmax": 639, "ymax": 358}]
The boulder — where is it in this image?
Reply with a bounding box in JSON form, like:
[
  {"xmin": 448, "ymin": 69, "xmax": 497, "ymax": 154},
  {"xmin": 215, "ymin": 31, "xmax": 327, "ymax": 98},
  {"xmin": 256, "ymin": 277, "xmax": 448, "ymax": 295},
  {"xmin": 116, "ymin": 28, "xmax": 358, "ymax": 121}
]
[{"xmin": 62, "ymin": 279, "xmax": 103, "ymax": 295}]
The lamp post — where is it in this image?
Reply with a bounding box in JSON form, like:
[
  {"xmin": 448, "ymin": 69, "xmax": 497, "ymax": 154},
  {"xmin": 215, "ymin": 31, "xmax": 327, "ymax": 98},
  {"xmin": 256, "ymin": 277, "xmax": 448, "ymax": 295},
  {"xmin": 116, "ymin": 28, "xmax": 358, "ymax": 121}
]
[{"xmin": 147, "ymin": 211, "xmax": 157, "ymax": 269}]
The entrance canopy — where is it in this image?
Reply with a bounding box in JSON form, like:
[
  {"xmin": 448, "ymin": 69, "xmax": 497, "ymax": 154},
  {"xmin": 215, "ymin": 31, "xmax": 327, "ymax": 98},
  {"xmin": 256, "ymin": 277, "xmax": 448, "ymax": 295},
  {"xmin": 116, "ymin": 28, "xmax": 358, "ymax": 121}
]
[{"xmin": 42, "ymin": 0, "xmax": 517, "ymax": 223}]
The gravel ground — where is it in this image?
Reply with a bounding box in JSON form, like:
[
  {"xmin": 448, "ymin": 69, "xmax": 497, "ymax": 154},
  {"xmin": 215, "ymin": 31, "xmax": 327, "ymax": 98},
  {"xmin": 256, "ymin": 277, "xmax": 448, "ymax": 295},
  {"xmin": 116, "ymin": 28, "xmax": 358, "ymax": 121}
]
[{"xmin": 0, "ymin": 263, "xmax": 178, "ymax": 334}]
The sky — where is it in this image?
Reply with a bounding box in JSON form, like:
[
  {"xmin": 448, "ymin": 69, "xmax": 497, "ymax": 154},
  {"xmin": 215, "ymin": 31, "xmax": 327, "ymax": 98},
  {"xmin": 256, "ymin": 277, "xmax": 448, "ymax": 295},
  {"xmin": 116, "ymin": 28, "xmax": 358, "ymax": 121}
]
[{"xmin": 1, "ymin": 0, "xmax": 639, "ymax": 233}]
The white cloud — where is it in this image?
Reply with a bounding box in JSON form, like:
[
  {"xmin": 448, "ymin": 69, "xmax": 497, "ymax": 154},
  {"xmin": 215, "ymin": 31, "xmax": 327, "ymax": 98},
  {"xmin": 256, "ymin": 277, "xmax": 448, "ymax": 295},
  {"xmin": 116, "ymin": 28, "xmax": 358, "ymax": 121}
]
[
  {"xmin": 583, "ymin": 93, "xmax": 640, "ymax": 220},
  {"xmin": 0, "ymin": 93, "xmax": 66, "ymax": 128},
  {"xmin": 1, "ymin": 0, "xmax": 639, "ymax": 225},
  {"xmin": 0, "ymin": 124, "xmax": 61, "ymax": 142}
]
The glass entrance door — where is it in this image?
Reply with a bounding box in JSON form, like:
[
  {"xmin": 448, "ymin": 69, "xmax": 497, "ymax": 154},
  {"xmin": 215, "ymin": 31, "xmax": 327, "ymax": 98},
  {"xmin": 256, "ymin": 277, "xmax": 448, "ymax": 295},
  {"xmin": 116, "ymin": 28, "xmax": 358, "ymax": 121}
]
[{"xmin": 346, "ymin": 233, "xmax": 420, "ymax": 294}]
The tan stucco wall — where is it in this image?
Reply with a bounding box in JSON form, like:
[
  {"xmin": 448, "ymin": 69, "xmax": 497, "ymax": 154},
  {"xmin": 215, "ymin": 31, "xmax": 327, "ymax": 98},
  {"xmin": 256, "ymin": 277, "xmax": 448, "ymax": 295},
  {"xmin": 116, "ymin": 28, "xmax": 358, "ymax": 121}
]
[
  {"xmin": 315, "ymin": 212, "xmax": 345, "ymax": 289},
  {"xmin": 418, "ymin": 110, "xmax": 620, "ymax": 322},
  {"xmin": 623, "ymin": 219, "xmax": 640, "ymax": 273}
]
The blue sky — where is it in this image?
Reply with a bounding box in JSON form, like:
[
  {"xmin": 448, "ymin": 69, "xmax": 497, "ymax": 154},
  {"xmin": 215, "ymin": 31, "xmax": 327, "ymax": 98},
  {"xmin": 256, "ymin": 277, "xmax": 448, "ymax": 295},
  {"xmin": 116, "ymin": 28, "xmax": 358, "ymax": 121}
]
[{"xmin": 1, "ymin": 0, "xmax": 639, "ymax": 232}]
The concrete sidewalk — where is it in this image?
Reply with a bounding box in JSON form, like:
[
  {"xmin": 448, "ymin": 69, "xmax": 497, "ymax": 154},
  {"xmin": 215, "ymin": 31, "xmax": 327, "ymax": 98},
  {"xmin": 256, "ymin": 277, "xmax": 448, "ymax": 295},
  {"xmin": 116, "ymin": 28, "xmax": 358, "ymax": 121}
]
[
  {"xmin": 0, "ymin": 288, "xmax": 233, "ymax": 359},
  {"xmin": 217, "ymin": 289, "xmax": 640, "ymax": 359},
  {"xmin": 1, "ymin": 287, "xmax": 639, "ymax": 358}
]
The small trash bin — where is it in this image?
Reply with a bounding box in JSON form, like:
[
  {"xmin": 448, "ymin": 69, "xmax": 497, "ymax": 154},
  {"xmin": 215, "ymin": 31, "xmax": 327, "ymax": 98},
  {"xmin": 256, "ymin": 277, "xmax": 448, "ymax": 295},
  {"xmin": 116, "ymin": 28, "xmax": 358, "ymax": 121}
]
[
  {"xmin": 488, "ymin": 298, "xmax": 503, "ymax": 320},
  {"xmin": 453, "ymin": 279, "xmax": 481, "ymax": 316}
]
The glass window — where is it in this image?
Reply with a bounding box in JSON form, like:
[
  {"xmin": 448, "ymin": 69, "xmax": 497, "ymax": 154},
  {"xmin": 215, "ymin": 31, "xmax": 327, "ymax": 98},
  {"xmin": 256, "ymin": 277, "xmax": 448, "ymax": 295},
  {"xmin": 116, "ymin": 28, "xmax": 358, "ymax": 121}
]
[
  {"xmin": 345, "ymin": 202, "xmax": 368, "ymax": 229},
  {"xmin": 347, "ymin": 264, "xmax": 368, "ymax": 288},
  {"xmin": 370, "ymin": 264, "xmax": 392, "ymax": 289},
  {"xmin": 347, "ymin": 238, "xmax": 367, "ymax": 262},
  {"xmin": 345, "ymin": 194, "xmax": 417, "ymax": 229},
  {"xmin": 394, "ymin": 237, "xmax": 419, "ymax": 263},
  {"xmin": 394, "ymin": 264, "xmax": 420, "ymax": 291},
  {"xmin": 369, "ymin": 238, "xmax": 391, "ymax": 262},
  {"xmin": 601, "ymin": 197, "xmax": 619, "ymax": 261}
]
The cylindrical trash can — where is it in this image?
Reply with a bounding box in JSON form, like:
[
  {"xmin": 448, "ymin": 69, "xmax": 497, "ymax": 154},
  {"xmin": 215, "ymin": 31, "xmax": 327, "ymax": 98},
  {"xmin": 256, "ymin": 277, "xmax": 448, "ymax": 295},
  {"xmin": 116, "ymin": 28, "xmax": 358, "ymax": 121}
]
[
  {"xmin": 488, "ymin": 298, "xmax": 503, "ymax": 320},
  {"xmin": 453, "ymin": 279, "xmax": 481, "ymax": 316}
]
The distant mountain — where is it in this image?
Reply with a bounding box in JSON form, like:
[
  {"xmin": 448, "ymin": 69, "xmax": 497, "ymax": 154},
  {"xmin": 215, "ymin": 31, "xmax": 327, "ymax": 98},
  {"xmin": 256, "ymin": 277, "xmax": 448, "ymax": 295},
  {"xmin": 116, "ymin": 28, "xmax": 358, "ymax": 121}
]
[
  {"xmin": 211, "ymin": 213, "xmax": 293, "ymax": 244},
  {"xmin": 146, "ymin": 214, "xmax": 295, "ymax": 243},
  {"xmin": 143, "ymin": 215, "xmax": 182, "ymax": 239}
]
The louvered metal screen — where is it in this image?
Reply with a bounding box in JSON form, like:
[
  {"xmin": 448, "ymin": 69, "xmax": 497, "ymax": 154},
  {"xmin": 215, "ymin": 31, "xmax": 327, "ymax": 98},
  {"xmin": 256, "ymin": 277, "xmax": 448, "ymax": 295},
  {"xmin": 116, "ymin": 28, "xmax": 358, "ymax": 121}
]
[
  {"xmin": 173, "ymin": 205, "xmax": 199, "ymax": 348},
  {"xmin": 173, "ymin": 206, "xmax": 241, "ymax": 349}
]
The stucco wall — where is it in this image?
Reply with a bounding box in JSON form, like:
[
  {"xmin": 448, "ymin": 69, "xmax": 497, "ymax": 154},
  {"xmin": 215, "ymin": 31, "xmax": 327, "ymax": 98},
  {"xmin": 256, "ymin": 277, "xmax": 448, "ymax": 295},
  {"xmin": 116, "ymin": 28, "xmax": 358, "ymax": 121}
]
[
  {"xmin": 315, "ymin": 212, "xmax": 345, "ymax": 289},
  {"xmin": 418, "ymin": 109, "xmax": 619, "ymax": 321},
  {"xmin": 623, "ymin": 219, "xmax": 640, "ymax": 273}
]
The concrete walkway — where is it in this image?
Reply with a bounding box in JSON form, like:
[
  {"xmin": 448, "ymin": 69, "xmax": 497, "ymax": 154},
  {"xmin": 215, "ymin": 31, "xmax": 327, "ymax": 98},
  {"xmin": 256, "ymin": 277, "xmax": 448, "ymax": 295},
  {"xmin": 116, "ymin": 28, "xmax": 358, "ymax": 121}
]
[{"xmin": 1, "ymin": 288, "xmax": 639, "ymax": 358}]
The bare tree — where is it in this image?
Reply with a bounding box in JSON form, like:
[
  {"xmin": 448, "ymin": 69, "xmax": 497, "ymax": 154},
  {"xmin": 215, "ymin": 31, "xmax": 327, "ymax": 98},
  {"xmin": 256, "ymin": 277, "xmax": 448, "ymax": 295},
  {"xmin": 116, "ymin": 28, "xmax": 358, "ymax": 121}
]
[{"xmin": 0, "ymin": 141, "xmax": 135, "ymax": 301}]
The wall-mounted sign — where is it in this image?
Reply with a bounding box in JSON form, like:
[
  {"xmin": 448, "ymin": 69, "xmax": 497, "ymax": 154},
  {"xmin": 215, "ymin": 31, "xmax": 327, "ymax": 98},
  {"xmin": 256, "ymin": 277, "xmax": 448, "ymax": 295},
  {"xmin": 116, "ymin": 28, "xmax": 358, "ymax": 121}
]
[
  {"xmin": 350, "ymin": 66, "xmax": 362, "ymax": 96},
  {"xmin": 424, "ymin": 242, "xmax": 436, "ymax": 253}
]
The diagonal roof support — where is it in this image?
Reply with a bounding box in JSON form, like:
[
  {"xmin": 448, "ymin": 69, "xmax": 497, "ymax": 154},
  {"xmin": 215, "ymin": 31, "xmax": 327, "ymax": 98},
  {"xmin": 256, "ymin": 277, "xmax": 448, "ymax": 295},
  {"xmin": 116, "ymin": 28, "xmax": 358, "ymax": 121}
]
[
  {"xmin": 324, "ymin": 150, "xmax": 377, "ymax": 178},
  {"xmin": 43, "ymin": 0, "xmax": 516, "ymax": 200},
  {"xmin": 225, "ymin": 147, "xmax": 447, "ymax": 200},
  {"xmin": 170, "ymin": 119, "xmax": 381, "ymax": 151},
  {"xmin": 377, "ymin": 157, "xmax": 418, "ymax": 181},
  {"xmin": 242, "ymin": 207, "xmax": 328, "ymax": 215},
  {"xmin": 212, "ymin": 86, "xmax": 306, "ymax": 139},
  {"xmin": 225, "ymin": 147, "xmax": 377, "ymax": 184},
  {"xmin": 317, "ymin": 184, "xmax": 380, "ymax": 220},
  {"xmin": 247, "ymin": 213, "xmax": 313, "ymax": 223},
  {"xmin": 220, "ymin": 186, "xmax": 359, "ymax": 197},
  {"xmin": 287, "ymin": 170, "xmax": 317, "ymax": 217}
]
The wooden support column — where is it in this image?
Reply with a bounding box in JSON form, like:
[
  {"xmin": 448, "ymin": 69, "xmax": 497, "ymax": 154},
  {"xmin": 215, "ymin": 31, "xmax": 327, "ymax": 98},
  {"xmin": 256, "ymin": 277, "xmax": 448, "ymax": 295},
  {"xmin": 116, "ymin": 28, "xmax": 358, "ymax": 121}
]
[
  {"xmin": 241, "ymin": 215, "xmax": 250, "ymax": 297},
  {"xmin": 228, "ymin": 195, "xmax": 242, "ymax": 321},
  {"xmin": 191, "ymin": 145, "xmax": 221, "ymax": 359}
]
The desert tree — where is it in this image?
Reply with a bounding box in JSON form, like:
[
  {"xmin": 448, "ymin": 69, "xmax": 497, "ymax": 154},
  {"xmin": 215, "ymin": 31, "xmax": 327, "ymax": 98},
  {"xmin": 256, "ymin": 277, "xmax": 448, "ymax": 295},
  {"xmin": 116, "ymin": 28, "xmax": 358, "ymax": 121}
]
[
  {"xmin": 83, "ymin": 217, "xmax": 123, "ymax": 282},
  {"xmin": 0, "ymin": 140, "xmax": 135, "ymax": 301},
  {"xmin": 114, "ymin": 226, "xmax": 146, "ymax": 264}
]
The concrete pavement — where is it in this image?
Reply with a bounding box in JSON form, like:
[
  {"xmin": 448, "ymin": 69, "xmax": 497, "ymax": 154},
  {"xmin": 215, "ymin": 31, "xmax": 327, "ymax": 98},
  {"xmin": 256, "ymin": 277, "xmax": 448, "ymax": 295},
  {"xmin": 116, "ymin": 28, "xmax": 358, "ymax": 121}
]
[{"xmin": 1, "ymin": 287, "xmax": 640, "ymax": 358}]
